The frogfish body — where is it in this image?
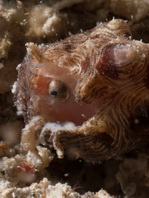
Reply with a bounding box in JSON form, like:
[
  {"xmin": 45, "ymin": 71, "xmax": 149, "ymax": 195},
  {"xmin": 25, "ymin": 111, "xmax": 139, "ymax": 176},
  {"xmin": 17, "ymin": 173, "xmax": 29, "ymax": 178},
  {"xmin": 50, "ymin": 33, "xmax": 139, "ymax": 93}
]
[{"xmin": 14, "ymin": 19, "xmax": 149, "ymax": 162}]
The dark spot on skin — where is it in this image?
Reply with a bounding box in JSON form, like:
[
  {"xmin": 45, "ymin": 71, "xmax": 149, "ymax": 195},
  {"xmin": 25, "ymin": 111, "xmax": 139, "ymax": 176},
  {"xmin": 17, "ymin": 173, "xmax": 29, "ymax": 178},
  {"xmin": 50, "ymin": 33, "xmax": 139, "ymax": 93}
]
[
  {"xmin": 97, "ymin": 44, "xmax": 119, "ymax": 79},
  {"xmin": 130, "ymin": 105, "xmax": 149, "ymax": 134},
  {"xmin": 50, "ymin": 90, "xmax": 58, "ymax": 97},
  {"xmin": 144, "ymin": 69, "xmax": 149, "ymax": 89},
  {"xmin": 81, "ymin": 57, "xmax": 90, "ymax": 71}
]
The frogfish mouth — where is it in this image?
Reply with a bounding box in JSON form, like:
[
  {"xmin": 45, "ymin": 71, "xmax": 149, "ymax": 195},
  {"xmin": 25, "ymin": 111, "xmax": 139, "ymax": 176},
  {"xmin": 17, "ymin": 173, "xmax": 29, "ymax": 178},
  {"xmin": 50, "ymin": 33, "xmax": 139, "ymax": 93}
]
[{"xmin": 14, "ymin": 19, "xmax": 149, "ymax": 162}]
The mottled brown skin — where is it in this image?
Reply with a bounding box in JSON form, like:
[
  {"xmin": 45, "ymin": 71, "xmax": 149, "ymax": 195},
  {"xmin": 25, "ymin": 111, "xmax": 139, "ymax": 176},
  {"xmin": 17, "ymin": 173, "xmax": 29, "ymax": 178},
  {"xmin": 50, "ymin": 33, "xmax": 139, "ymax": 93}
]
[{"xmin": 15, "ymin": 19, "xmax": 149, "ymax": 162}]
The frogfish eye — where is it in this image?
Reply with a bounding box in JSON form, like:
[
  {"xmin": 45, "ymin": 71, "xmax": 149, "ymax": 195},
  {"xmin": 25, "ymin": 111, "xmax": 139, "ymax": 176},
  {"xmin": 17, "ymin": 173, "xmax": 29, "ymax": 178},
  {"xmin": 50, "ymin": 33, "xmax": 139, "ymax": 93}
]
[{"xmin": 48, "ymin": 80, "xmax": 69, "ymax": 102}]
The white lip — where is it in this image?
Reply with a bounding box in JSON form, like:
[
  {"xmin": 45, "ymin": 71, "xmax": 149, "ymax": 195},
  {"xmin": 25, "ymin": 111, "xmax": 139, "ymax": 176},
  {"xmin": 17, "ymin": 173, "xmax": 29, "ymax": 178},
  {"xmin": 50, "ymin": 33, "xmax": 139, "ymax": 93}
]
[
  {"xmin": 39, "ymin": 121, "xmax": 77, "ymax": 158},
  {"xmin": 39, "ymin": 121, "xmax": 76, "ymax": 145}
]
